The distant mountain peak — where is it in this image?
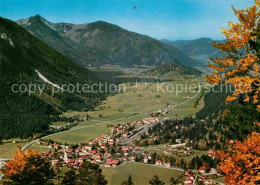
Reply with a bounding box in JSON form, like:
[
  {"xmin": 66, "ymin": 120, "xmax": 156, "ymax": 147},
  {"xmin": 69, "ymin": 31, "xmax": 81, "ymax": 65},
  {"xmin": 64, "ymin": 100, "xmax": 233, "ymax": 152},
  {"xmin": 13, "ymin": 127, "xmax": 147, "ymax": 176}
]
[
  {"xmin": 17, "ymin": 15, "xmax": 202, "ymax": 69},
  {"xmin": 161, "ymin": 38, "xmax": 223, "ymax": 62}
]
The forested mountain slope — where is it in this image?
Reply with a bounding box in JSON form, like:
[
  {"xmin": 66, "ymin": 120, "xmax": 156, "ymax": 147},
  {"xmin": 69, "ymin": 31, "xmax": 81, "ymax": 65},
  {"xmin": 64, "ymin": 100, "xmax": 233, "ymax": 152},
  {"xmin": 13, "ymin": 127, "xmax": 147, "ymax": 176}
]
[
  {"xmin": 161, "ymin": 38, "xmax": 223, "ymax": 62},
  {"xmin": 0, "ymin": 17, "xmax": 106, "ymax": 139}
]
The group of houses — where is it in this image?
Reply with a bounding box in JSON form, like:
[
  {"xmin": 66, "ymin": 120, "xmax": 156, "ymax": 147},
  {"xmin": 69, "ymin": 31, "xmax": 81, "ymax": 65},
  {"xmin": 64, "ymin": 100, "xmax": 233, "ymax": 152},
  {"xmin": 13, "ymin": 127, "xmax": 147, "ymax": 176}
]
[
  {"xmin": 37, "ymin": 134, "xmax": 149, "ymax": 169},
  {"xmin": 163, "ymin": 145, "xmax": 193, "ymax": 156},
  {"xmin": 198, "ymin": 176, "xmax": 218, "ymax": 184},
  {"xmin": 167, "ymin": 103, "xmax": 178, "ymax": 108},
  {"xmin": 112, "ymin": 116, "xmax": 162, "ymax": 143},
  {"xmin": 184, "ymin": 170, "xmax": 196, "ymax": 185},
  {"xmin": 185, "ymin": 170, "xmax": 220, "ymax": 185},
  {"xmin": 149, "ymin": 110, "xmax": 168, "ymax": 117}
]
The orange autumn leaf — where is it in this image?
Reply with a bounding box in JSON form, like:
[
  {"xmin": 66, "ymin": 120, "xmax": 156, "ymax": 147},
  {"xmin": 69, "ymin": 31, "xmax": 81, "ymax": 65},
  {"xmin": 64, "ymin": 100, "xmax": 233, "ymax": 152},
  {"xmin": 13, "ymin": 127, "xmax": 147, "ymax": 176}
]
[{"xmin": 226, "ymin": 96, "xmax": 237, "ymax": 101}]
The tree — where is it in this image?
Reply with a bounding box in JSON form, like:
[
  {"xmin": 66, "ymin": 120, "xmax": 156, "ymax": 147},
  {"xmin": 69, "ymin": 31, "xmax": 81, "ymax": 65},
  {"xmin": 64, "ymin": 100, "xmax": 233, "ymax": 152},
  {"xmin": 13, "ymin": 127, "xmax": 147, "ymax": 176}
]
[
  {"xmin": 62, "ymin": 168, "xmax": 77, "ymax": 185},
  {"xmin": 1, "ymin": 146, "xmax": 55, "ymax": 185},
  {"xmin": 206, "ymin": 0, "xmax": 260, "ymax": 109},
  {"xmin": 169, "ymin": 177, "xmax": 180, "ymax": 185},
  {"xmin": 121, "ymin": 175, "xmax": 134, "ymax": 185},
  {"xmin": 149, "ymin": 175, "xmax": 165, "ymax": 185},
  {"xmin": 216, "ymin": 132, "xmax": 260, "ymax": 185},
  {"xmin": 77, "ymin": 161, "xmax": 107, "ymax": 185}
]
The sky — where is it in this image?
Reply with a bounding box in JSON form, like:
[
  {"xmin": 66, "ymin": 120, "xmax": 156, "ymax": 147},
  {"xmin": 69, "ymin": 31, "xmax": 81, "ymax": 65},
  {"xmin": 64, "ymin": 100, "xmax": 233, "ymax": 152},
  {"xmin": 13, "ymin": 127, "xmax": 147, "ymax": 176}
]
[{"xmin": 0, "ymin": 0, "xmax": 255, "ymax": 40}]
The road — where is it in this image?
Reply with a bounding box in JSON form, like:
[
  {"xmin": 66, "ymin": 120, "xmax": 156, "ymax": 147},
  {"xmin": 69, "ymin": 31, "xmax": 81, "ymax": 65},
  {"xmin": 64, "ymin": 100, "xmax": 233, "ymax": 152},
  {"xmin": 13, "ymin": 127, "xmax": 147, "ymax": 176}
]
[
  {"xmin": 120, "ymin": 118, "xmax": 169, "ymax": 145},
  {"xmin": 21, "ymin": 82, "xmax": 202, "ymax": 151}
]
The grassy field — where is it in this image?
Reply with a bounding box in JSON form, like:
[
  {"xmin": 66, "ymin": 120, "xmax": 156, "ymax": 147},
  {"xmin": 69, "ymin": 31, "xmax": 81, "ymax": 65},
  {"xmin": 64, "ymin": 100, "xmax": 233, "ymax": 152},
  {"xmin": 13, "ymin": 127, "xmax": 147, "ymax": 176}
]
[
  {"xmin": 45, "ymin": 79, "xmax": 202, "ymax": 144},
  {"xmin": 0, "ymin": 141, "xmax": 29, "ymax": 158},
  {"xmin": 213, "ymin": 177, "xmax": 225, "ymax": 183},
  {"xmin": 101, "ymin": 162, "xmax": 184, "ymax": 185},
  {"xmin": 143, "ymin": 145, "xmax": 208, "ymax": 161},
  {"xmin": 25, "ymin": 144, "xmax": 55, "ymax": 153}
]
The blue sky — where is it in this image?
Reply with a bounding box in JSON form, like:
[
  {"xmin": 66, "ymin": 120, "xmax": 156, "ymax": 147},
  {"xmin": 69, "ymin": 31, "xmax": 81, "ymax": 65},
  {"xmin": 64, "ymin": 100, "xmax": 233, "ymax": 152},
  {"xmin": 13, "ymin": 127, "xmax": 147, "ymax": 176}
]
[{"xmin": 0, "ymin": 0, "xmax": 255, "ymax": 40}]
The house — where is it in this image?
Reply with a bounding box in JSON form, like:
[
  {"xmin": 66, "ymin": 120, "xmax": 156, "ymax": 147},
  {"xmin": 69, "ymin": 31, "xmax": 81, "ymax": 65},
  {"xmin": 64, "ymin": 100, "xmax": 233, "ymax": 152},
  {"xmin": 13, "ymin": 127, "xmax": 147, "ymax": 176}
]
[
  {"xmin": 95, "ymin": 156, "xmax": 101, "ymax": 163},
  {"xmin": 175, "ymin": 138, "xmax": 182, "ymax": 144},
  {"xmin": 210, "ymin": 168, "xmax": 217, "ymax": 173},
  {"xmin": 204, "ymin": 179, "xmax": 217, "ymax": 185},
  {"xmin": 155, "ymin": 160, "xmax": 162, "ymax": 165},
  {"xmin": 165, "ymin": 162, "xmax": 171, "ymax": 168},
  {"xmin": 186, "ymin": 95, "xmax": 191, "ymax": 99},
  {"xmin": 208, "ymin": 149, "xmax": 215, "ymax": 158},
  {"xmin": 134, "ymin": 148, "xmax": 140, "ymax": 151},
  {"xmin": 60, "ymin": 161, "xmax": 66, "ymax": 166},
  {"xmin": 184, "ymin": 177, "xmax": 193, "ymax": 185},
  {"xmin": 67, "ymin": 159, "xmax": 74, "ymax": 165},
  {"xmin": 54, "ymin": 144, "xmax": 59, "ymax": 149},
  {"xmin": 112, "ymin": 160, "xmax": 120, "ymax": 167},
  {"xmin": 199, "ymin": 167, "xmax": 206, "ymax": 173},
  {"xmin": 90, "ymin": 149, "xmax": 97, "ymax": 155},
  {"xmin": 104, "ymin": 152, "xmax": 112, "ymax": 158},
  {"xmin": 105, "ymin": 159, "xmax": 120, "ymax": 167},
  {"xmin": 164, "ymin": 150, "xmax": 171, "ymax": 155},
  {"xmin": 74, "ymin": 160, "xmax": 79, "ymax": 167},
  {"xmin": 100, "ymin": 143, "xmax": 106, "ymax": 149},
  {"xmin": 79, "ymin": 157, "xmax": 84, "ymax": 163},
  {"xmin": 143, "ymin": 157, "xmax": 149, "ymax": 163},
  {"xmin": 129, "ymin": 156, "xmax": 136, "ymax": 162},
  {"xmin": 185, "ymin": 170, "xmax": 190, "ymax": 176},
  {"xmin": 85, "ymin": 145, "xmax": 92, "ymax": 151},
  {"xmin": 51, "ymin": 159, "xmax": 59, "ymax": 166},
  {"xmin": 0, "ymin": 159, "xmax": 8, "ymax": 169}
]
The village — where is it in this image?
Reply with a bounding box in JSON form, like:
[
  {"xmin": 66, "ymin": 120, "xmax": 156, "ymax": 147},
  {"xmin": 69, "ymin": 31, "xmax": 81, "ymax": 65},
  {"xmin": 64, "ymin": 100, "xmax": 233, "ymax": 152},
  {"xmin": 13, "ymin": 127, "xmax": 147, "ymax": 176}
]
[{"xmin": 32, "ymin": 113, "xmax": 223, "ymax": 185}]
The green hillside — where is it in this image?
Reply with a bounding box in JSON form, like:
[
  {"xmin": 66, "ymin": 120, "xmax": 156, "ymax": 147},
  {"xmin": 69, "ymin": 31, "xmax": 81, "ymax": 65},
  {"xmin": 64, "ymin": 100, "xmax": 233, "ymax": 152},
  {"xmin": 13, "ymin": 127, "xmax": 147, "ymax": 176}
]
[
  {"xmin": 0, "ymin": 17, "xmax": 106, "ymax": 139},
  {"xmin": 141, "ymin": 63, "xmax": 202, "ymax": 76}
]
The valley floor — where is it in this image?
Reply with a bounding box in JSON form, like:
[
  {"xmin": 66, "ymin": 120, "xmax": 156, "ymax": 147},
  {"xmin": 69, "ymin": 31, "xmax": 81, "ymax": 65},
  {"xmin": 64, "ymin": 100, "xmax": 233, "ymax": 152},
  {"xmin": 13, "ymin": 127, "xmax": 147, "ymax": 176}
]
[{"xmin": 0, "ymin": 76, "xmax": 207, "ymax": 184}]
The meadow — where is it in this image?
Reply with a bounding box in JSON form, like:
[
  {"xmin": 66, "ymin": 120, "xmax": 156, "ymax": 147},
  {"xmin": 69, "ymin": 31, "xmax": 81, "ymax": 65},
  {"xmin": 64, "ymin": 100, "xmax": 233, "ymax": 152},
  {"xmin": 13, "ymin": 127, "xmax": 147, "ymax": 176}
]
[
  {"xmin": 46, "ymin": 78, "xmax": 202, "ymax": 144},
  {"xmin": 101, "ymin": 162, "xmax": 184, "ymax": 185},
  {"xmin": 0, "ymin": 141, "xmax": 29, "ymax": 158}
]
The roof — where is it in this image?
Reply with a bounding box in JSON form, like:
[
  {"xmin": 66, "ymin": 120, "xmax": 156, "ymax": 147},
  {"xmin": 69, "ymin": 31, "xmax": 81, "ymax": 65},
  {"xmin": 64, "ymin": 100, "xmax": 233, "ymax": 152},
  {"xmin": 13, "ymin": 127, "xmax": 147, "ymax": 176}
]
[{"xmin": 105, "ymin": 159, "xmax": 119, "ymax": 166}]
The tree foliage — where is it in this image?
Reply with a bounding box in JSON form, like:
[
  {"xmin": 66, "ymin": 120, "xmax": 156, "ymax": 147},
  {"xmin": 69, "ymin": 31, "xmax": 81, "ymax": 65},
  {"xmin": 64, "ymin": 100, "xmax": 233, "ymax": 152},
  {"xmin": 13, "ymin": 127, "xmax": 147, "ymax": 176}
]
[
  {"xmin": 206, "ymin": 0, "xmax": 260, "ymax": 109},
  {"xmin": 77, "ymin": 161, "xmax": 107, "ymax": 185},
  {"xmin": 148, "ymin": 175, "xmax": 165, "ymax": 185},
  {"xmin": 1, "ymin": 147, "xmax": 55, "ymax": 185},
  {"xmin": 216, "ymin": 132, "xmax": 260, "ymax": 185},
  {"xmin": 120, "ymin": 175, "xmax": 134, "ymax": 185}
]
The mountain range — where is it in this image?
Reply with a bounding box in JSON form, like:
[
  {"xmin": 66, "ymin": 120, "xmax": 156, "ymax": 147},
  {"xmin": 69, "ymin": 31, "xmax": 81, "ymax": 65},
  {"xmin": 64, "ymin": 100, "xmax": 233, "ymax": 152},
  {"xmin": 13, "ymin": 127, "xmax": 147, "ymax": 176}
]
[
  {"xmin": 17, "ymin": 15, "xmax": 202, "ymax": 70},
  {"xmin": 161, "ymin": 38, "xmax": 223, "ymax": 63}
]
